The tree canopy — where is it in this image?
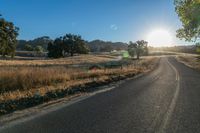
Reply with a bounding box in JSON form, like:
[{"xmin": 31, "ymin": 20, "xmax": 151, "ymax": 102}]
[
  {"xmin": 0, "ymin": 15, "xmax": 19, "ymax": 57},
  {"xmin": 175, "ymin": 0, "xmax": 200, "ymax": 41},
  {"xmin": 47, "ymin": 34, "xmax": 89, "ymax": 58},
  {"xmin": 128, "ymin": 40, "xmax": 148, "ymax": 59}
]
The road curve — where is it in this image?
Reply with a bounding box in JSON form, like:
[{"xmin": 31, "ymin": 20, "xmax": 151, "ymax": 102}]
[{"xmin": 1, "ymin": 57, "xmax": 200, "ymax": 133}]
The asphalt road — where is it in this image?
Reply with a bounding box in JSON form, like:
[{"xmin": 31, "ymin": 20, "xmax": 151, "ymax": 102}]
[{"xmin": 1, "ymin": 57, "xmax": 200, "ymax": 133}]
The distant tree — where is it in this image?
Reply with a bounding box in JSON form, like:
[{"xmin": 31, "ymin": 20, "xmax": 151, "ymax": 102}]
[
  {"xmin": 128, "ymin": 41, "xmax": 135, "ymax": 57},
  {"xmin": 24, "ymin": 44, "xmax": 34, "ymax": 51},
  {"xmin": 76, "ymin": 41, "xmax": 90, "ymax": 54},
  {"xmin": 34, "ymin": 45, "xmax": 44, "ymax": 57},
  {"xmin": 128, "ymin": 40, "xmax": 148, "ymax": 59},
  {"xmin": 31, "ymin": 36, "xmax": 52, "ymax": 50},
  {"xmin": 47, "ymin": 34, "xmax": 89, "ymax": 58},
  {"xmin": 0, "ymin": 15, "xmax": 19, "ymax": 58},
  {"xmin": 63, "ymin": 34, "xmax": 89, "ymax": 56},
  {"xmin": 143, "ymin": 44, "xmax": 149, "ymax": 56},
  {"xmin": 35, "ymin": 46, "xmax": 44, "ymax": 53},
  {"xmin": 47, "ymin": 42, "xmax": 54, "ymax": 57},
  {"xmin": 196, "ymin": 43, "xmax": 200, "ymax": 53},
  {"xmin": 47, "ymin": 38, "xmax": 63, "ymax": 58}
]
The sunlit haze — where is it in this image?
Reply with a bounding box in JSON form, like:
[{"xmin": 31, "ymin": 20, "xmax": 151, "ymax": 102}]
[{"xmin": 147, "ymin": 29, "xmax": 173, "ymax": 47}]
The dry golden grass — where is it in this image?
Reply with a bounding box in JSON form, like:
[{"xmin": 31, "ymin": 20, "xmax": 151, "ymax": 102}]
[
  {"xmin": 0, "ymin": 55, "xmax": 116, "ymax": 67},
  {"xmin": 176, "ymin": 55, "xmax": 200, "ymax": 70},
  {"xmin": 0, "ymin": 56, "xmax": 158, "ymax": 103}
]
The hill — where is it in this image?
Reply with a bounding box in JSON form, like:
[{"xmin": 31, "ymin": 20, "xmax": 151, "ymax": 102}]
[
  {"xmin": 17, "ymin": 36, "xmax": 53, "ymax": 51},
  {"xmin": 17, "ymin": 38, "xmax": 128, "ymax": 53},
  {"xmin": 87, "ymin": 40, "xmax": 128, "ymax": 52}
]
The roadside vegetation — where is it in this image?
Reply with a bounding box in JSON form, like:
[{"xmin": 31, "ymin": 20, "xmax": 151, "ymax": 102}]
[
  {"xmin": 174, "ymin": 0, "xmax": 200, "ymax": 69},
  {"xmin": 176, "ymin": 55, "xmax": 200, "ymax": 70},
  {"xmin": 0, "ymin": 55, "xmax": 159, "ymax": 115}
]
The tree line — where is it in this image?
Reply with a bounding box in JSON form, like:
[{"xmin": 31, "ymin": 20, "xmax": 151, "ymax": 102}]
[
  {"xmin": 3, "ymin": 0, "xmax": 200, "ymax": 60},
  {"xmin": 18, "ymin": 38, "xmax": 129, "ymax": 53}
]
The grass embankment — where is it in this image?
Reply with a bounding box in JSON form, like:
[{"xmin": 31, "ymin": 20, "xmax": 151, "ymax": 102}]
[
  {"xmin": 176, "ymin": 55, "xmax": 200, "ymax": 70},
  {"xmin": 0, "ymin": 55, "xmax": 158, "ymax": 115}
]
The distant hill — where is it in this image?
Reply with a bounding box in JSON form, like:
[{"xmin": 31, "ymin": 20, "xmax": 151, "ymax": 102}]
[
  {"xmin": 17, "ymin": 36, "xmax": 198, "ymax": 54},
  {"xmin": 17, "ymin": 38, "xmax": 128, "ymax": 52},
  {"xmin": 17, "ymin": 36, "xmax": 53, "ymax": 51},
  {"xmin": 87, "ymin": 40, "xmax": 128, "ymax": 52}
]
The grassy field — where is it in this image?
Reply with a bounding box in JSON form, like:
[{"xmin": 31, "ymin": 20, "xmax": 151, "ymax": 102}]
[
  {"xmin": 0, "ymin": 55, "xmax": 116, "ymax": 66},
  {"xmin": 176, "ymin": 54, "xmax": 200, "ymax": 70},
  {"xmin": 0, "ymin": 55, "xmax": 159, "ymax": 115}
]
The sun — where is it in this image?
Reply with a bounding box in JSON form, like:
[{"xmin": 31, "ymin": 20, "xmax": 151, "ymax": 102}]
[{"xmin": 147, "ymin": 29, "xmax": 173, "ymax": 47}]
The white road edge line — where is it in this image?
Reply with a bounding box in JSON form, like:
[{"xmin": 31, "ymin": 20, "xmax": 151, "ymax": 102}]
[{"xmin": 157, "ymin": 58, "xmax": 180, "ymax": 133}]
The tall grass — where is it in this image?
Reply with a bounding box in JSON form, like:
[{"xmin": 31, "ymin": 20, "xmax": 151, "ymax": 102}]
[
  {"xmin": 0, "ymin": 57, "xmax": 158, "ymax": 102},
  {"xmin": 176, "ymin": 55, "xmax": 200, "ymax": 70},
  {"xmin": 0, "ymin": 66, "xmax": 73, "ymax": 92},
  {"xmin": 0, "ymin": 55, "xmax": 115, "ymax": 67}
]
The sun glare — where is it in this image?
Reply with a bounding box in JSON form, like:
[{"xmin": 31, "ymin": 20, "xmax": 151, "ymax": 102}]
[{"xmin": 147, "ymin": 29, "xmax": 173, "ymax": 47}]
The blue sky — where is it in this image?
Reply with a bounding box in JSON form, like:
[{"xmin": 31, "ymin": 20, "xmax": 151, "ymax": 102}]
[{"xmin": 0, "ymin": 0, "xmax": 192, "ymax": 45}]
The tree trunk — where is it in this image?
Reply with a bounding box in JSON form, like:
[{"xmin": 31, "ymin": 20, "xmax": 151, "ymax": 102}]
[
  {"xmin": 11, "ymin": 53, "xmax": 15, "ymax": 58},
  {"xmin": 137, "ymin": 53, "xmax": 140, "ymax": 60},
  {"xmin": 71, "ymin": 52, "xmax": 74, "ymax": 56},
  {"xmin": 2, "ymin": 52, "xmax": 6, "ymax": 58}
]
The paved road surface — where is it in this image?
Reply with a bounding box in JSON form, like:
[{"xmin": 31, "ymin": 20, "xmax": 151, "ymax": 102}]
[{"xmin": 1, "ymin": 57, "xmax": 200, "ymax": 133}]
